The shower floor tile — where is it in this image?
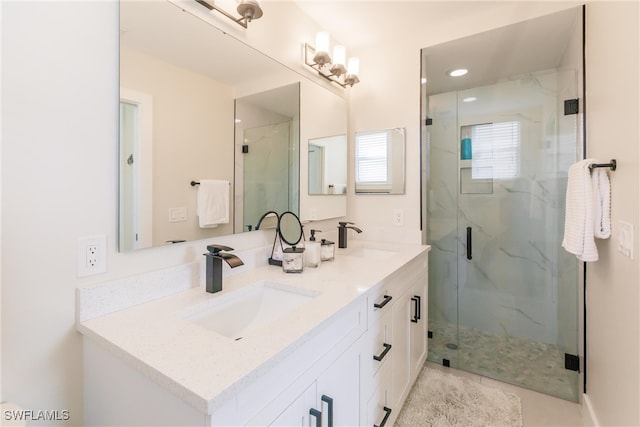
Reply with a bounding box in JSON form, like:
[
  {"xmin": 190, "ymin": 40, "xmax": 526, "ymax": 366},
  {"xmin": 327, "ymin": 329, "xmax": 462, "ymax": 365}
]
[{"xmin": 428, "ymin": 320, "xmax": 579, "ymax": 402}]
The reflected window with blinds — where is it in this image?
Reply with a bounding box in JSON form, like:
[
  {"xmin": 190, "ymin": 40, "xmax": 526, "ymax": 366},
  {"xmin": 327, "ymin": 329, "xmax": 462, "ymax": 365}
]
[
  {"xmin": 471, "ymin": 121, "xmax": 520, "ymax": 180},
  {"xmin": 355, "ymin": 128, "xmax": 406, "ymax": 194}
]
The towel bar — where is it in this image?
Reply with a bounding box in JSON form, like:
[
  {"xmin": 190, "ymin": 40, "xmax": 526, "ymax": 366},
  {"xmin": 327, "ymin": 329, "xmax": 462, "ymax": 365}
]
[{"xmin": 588, "ymin": 159, "xmax": 616, "ymax": 171}]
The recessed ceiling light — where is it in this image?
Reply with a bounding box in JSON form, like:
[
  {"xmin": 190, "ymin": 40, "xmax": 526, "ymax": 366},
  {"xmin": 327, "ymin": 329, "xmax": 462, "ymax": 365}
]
[
  {"xmin": 448, "ymin": 68, "xmax": 468, "ymax": 77},
  {"xmin": 463, "ymin": 97, "xmax": 477, "ymax": 103}
]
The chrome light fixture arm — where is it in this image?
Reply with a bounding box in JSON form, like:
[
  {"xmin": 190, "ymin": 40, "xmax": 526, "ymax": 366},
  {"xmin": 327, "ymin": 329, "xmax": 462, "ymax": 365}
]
[{"xmin": 194, "ymin": 0, "xmax": 263, "ymax": 29}]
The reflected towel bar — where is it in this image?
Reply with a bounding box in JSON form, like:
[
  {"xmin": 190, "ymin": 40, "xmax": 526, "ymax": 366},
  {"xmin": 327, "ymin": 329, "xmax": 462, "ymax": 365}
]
[
  {"xmin": 191, "ymin": 181, "xmax": 231, "ymax": 186},
  {"xmin": 588, "ymin": 159, "xmax": 617, "ymax": 171}
]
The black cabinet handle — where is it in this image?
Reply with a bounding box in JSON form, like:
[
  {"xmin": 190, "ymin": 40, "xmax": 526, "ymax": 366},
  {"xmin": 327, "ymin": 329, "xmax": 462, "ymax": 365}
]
[
  {"xmin": 321, "ymin": 395, "xmax": 334, "ymax": 427},
  {"xmin": 466, "ymin": 226, "xmax": 472, "ymax": 260},
  {"xmin": 374, "ymin": 406, "xmax": 392, "ymax": 427},
  {"xmin": 309, "ymin": 408, "xmax": 321, "ymax": 427},
  {"xmin": 411, "ymin": 295, "xmax": 421, "ymax": 323},
  {"xmin": 374, "ymin": 294, "xmax": 393, "ymax": 309},
  {"xmin": 373, "ymin": 343, "xmax": 392, "ymax": 361}
]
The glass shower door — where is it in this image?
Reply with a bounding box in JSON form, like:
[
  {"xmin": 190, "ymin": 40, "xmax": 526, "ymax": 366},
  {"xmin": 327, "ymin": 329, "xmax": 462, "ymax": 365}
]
[{"xmin": 427, "ymin": 69, "xmax": 580, "ymax": 402}]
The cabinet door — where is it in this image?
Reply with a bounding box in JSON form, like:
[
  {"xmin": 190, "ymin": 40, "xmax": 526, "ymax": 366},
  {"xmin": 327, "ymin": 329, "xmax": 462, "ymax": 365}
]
[
  {"xmin": 365, "ymin": 361, "xmax": 393, "ymax": 427},
  {"xmin": 269, "ymin": 383, "xmax": 316, "ymax": 427},
  {"xmin": 410, "ymin": 279, "xmax": 428, "ymax": 376},
  {"xmin": 316, "ymin": 343, "xmax": 361, "ymax": 426},
  {"xmin": 391, "ymin": 290, "xmax": 411, "ymax": 410}
]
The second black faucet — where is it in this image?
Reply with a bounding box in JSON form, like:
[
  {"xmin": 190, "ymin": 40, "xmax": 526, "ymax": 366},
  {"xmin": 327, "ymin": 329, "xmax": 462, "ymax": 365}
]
[{"xmin": 338, "ymin": 221, "xmax": 362, "ymax": 248}]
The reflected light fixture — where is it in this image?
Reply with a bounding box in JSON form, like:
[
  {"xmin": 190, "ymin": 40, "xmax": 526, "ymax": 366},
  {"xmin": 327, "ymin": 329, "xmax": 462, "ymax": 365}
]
[
  {"xmin": 304, "ymin": 32, "xmax": 360, "ymax": 87},
  {"xmin": 447, "ymin": 68, "xmax": 468, "ymax": 77},
  {"xmin": 194, "ymin": 0, "xmax": 263, "ymax": 29}
]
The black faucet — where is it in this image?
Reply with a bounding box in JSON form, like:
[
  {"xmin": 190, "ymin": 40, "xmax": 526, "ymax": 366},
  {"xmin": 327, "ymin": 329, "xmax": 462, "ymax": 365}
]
[
  {"xmin": 203, "ymin": 244, "xmax": 244, "ymax": 294},
  {"xmin": 338, "ymin": 221, "xmax": 362, "ymax": 248}
]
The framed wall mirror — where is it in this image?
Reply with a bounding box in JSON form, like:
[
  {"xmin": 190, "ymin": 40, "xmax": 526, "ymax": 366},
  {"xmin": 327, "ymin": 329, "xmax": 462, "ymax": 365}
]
[
  {"xmin": 118, "ymin": 0, "xmax": 346, "ymax": 252},
  {"xmin": 354, "ymin": 128, "xmax": 406, "ymax": 194}
]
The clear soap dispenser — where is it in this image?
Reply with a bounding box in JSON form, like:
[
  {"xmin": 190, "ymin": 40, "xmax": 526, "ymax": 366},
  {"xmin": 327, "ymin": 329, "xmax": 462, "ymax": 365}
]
[{"xmin": 305, "ymin": 229, "xmax": 321, "ymax": 268}]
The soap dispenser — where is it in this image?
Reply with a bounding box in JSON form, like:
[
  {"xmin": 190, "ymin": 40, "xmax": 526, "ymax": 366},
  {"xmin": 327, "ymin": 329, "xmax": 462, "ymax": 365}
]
[{"xmin": 305, "ymin": 229, "xmax": 321, "ymax": 268}]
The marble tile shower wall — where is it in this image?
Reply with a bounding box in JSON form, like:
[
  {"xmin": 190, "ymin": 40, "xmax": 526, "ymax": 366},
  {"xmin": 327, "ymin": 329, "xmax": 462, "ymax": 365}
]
[{"xmin": 427, "ymin": 75, "xmax": 578, "ymax": 348}]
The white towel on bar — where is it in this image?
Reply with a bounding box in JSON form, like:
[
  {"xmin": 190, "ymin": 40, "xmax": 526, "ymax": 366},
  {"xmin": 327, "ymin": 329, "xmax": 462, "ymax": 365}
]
[
  {"xmin": 196, "ymin": 179, "xmax": 229, "ymax": 228},
  {"xmin": 562, "ymin": 159, "xmax": 598, "ymax": 262},
  {"xmin": 592, "ymin": 167, "xmax": 612, "ymax": 239}
]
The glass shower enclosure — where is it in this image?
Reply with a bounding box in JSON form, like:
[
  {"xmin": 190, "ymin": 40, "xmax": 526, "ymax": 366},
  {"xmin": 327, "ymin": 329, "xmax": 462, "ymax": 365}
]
[{"xmin": 421, "ymin": 8, "xmax": 583, "ymax": 402}]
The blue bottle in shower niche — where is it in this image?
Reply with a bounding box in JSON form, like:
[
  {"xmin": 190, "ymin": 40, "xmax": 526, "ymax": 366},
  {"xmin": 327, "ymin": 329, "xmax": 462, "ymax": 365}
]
[{"xmin": 461, "ymin": 127, "xmax": 472, "ymax": 160}]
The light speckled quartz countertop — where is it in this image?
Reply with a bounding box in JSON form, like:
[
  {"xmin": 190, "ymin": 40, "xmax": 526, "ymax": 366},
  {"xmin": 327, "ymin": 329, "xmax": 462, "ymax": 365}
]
[{"xmin": 77, "ymin": 240, "xmax": 430, "ymax": 415}]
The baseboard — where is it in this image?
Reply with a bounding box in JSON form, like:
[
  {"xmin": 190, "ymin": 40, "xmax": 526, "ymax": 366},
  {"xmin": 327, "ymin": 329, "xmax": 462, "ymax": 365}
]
[{"xmin": 581, "ymin": 394, "xmax": 599, "ymax": 427}]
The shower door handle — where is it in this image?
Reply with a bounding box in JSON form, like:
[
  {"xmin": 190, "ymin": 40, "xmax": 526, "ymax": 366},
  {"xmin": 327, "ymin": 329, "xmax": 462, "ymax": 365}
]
[{"xmin": 466, "ymin": 227, "xmax": 472, "ymax": 260}]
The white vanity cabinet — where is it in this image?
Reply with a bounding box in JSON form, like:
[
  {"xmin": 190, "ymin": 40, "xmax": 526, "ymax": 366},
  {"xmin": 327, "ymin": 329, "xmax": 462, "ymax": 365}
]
[
  {"xmin": 362, "ymin": 253, "xmax": 429, "ymax": 426},
  {"xmin": 391, "ymin": 274, "xmax": 428, "ymax": 412},
  {"xmin": 79, "ymin": 244, "xmax": 429, "ymax": 427},
  {"xmin": 265, "ymin": 341, "xmax": 360, "ymax": 427}
]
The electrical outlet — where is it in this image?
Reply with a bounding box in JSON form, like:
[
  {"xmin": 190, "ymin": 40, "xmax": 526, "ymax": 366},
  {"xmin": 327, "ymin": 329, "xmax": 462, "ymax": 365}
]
[
  {"xmin": 393, "ymin": 209, "xmax": 404, "ymax": 226},
  {"xmin": 78, "ymin": 235, "xmax": 107, "ymax": 277}
]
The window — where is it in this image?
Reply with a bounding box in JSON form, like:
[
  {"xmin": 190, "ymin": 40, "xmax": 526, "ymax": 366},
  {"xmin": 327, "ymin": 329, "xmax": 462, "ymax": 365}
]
[
  {"xmin": 470, "ymin": 121, "xmax": 520, "ymax": 180},
  {"xmin": 355, "ymin": 130, "xmax": 390, "ymax": 190}
]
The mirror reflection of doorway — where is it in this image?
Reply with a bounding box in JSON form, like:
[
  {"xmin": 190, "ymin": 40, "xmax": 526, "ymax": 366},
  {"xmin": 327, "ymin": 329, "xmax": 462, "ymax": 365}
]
[
  {"xmin": 308, "ymin": 144, "xmax": 325, "ymax": 195},
  {"xmin": 119, "ymin": 88, "xmax": 153, "ymax": 251}
]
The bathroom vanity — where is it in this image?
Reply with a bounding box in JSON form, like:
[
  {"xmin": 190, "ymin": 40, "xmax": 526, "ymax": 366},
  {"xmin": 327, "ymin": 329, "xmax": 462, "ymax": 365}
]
[{"xmin": 77, "ymin": 241, "xmax": 429, "ymax": 426}]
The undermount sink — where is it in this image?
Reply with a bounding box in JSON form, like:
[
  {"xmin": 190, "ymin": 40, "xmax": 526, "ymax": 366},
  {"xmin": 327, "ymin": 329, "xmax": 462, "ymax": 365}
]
[
  {"xmin": 342, "ymin": 246, "xmax": 397, "ymax": 259},
  {"xmin": 183, "ymin": 281, "xmax": 320, "ymax": 340}
]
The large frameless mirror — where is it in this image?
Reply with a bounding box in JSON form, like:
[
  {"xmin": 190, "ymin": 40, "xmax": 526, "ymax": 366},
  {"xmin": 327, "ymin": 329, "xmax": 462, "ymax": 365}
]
[
  {"xmin": 354, "ymin": 127, "xmax": 406, "ymax": 194},
  {"xmin": 118, "ymin": 0, "xmax": 345, "ymax": 252}
]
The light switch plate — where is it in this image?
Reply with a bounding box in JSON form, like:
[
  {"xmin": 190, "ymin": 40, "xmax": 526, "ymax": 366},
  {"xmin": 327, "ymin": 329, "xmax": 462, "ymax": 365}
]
[
  {"xmin": 617, "ymin": 221, "xmax": 634, "ymax": 259},
  {"xmin": 169, "ymin": 207, "xmax": 188, "ymax": 223}
]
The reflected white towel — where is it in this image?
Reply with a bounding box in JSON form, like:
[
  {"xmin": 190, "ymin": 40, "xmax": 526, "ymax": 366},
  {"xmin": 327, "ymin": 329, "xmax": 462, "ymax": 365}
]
[
  {"xmin": 592, "ymin": 167, "xmax": 611, "ymax": 239},
  {"xmin": 562, "ymin": 159, "xmax": 598, "ymax": 262},
  {"xmin": 196, "ymin": 179, "xmax": 229, "ymax": 228}
]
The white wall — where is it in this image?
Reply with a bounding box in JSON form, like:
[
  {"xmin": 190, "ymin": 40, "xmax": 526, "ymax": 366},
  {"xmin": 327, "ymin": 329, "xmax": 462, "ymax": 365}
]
[
  {"xmin": 2, "ymin": 1, "xmax": 638, "ymax": 425},
  {"xmin": 583, "ymin": 2, "xmax": 640, "ymax": 425}
]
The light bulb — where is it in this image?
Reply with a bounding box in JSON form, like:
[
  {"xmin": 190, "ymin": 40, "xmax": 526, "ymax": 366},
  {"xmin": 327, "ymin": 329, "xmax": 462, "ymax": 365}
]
[
  {"xmin": 347, "ymin": 57, "xmax": 360, "ymax": 76},
  {"xmin": 315, "ymin": 32, "xmax": 330, "ymax": 55}
]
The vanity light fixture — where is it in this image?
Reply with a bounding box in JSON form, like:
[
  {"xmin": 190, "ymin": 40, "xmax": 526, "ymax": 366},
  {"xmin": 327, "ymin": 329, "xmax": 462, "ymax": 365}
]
[
  {"xmin": 194, "ymin": 0, "xmax": 263, "ymax": 29},
  {"xmin": 304, "ymin": 32, "xmax": 360, "ymax": 88}
]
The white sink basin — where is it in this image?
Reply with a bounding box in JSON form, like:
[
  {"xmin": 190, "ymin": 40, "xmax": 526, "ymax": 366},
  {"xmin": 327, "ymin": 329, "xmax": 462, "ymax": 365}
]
[
  {"xmin": 183, "ymin": 281, "xmax": 320, "ymax": 340},
  {"xmin": 342, "ymin": 246, "xmax": 397, "ymax": 259}
]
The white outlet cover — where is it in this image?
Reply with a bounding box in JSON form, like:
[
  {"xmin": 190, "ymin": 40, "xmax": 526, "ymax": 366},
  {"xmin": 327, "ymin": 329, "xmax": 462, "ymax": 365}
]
[{"xmin": 77, "ymin": 235, "xmax": 107, "ymax": 277}]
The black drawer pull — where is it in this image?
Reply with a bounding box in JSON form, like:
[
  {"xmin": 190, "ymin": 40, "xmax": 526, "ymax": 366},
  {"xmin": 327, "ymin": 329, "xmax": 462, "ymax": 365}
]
[
  {"xmin": 466, "ymin": 226, "xmax": 472, "ymax": 260},
  {"xmin": 411, "ymin": 296, "xmax": 419, "ymax": 323},
  {"xmin": 373, "ymin": 343, "xmax": 392, "ymax": 361},
  {"xmin": 309, "ymin": 408, "xmax": 321, "ymax": 427},
  {"xmin": 374, "ymin": 406, "xmax": 392, "ymax": 427},
  {"xmin": 374, "ymin": 294, "xmax": 392, "ymax": 309}
]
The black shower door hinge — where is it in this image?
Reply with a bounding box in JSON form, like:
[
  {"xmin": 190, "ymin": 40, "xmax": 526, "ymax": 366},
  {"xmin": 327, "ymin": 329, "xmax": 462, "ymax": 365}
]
[
  {"xmin": 425, "ymin": 118, "xmax": 433, "ymax": 126},
  {"xmin": 565, "ymin": 353, "xmax": 580, "ymax": 371},
  {"xmin": 564, "ymin": 98, "xmax": 579, "ymax": 115}
]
